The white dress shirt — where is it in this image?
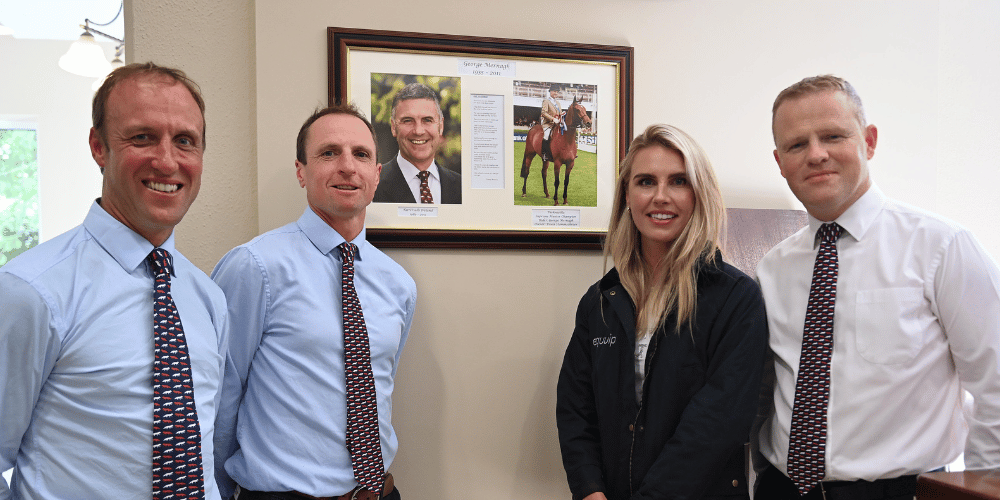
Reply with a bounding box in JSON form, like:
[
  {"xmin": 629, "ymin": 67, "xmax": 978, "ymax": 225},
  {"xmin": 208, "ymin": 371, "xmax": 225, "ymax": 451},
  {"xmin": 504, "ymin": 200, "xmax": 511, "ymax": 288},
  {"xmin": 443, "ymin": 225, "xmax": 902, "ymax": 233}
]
[
  {"xmin": 757, "ymin": 184, "xmax": 1000, "ymax": 481},
  {"xmin": 397, "ymin": 152, "xmax": 442, "ymax": 204}
]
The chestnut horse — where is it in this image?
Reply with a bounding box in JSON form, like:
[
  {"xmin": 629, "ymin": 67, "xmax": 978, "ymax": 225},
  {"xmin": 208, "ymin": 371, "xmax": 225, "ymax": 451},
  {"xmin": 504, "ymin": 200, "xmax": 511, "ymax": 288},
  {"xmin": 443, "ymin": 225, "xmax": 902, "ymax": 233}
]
[{"xmin": 520, "ymin": 97, "xmax": 593, "ymax": 205}]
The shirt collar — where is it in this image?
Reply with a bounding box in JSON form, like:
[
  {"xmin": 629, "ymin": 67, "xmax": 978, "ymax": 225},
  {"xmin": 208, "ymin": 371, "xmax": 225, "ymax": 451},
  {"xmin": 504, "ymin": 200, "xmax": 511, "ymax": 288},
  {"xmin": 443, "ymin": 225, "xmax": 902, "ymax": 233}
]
[
  {"xmin": 83, "ymin": 200, "xmax": 175, "ymax": 274},
  {"xmin": 297, "ymin": 207, "xmax": 369, "ymax": 261},
  {"xmin": 806, "ymin": 183, "xmax": 886, "ymax": 246},
  {"xmin": 396, "ymin": 152, "xmax": 439, "ymax": 181}
]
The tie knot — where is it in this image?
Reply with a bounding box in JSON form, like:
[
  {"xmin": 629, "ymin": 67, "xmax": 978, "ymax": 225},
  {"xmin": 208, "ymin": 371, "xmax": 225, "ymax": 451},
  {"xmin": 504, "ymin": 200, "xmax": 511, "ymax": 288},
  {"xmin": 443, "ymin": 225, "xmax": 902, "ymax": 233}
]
[
  {"xmin": 417, "ymin": 171, "xmax": 430, "ymax": 181},
  {"xmin": 818, "ymin": 222, "xmax": 843, "ymax": 243},
  {"xmin": 338, "ymin": 242, "xmax": 358, "ymax": 262},
  {"xmin": 148, "ymin": 248, "xmax": 173, "ymax": 277}
]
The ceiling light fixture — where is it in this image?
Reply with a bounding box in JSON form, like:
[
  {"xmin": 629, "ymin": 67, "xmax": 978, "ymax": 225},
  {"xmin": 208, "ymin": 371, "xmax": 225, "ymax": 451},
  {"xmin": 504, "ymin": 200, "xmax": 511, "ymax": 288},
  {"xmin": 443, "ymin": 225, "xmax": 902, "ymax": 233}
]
[{"xmin": 59, "ymin": 2, "xmax": 125, "ymax": 79}]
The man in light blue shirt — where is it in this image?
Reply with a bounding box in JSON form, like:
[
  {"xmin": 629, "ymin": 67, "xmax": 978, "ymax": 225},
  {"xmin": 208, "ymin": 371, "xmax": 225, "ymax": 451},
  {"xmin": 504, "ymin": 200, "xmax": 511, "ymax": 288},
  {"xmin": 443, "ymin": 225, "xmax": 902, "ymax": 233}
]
[
  {"xmin": 0, "ymin": 63, "xmax": 228, "ymax": 499},
  {"xmin": 212, "ymin": 104, "xmax": 416, "ymax": 500}
]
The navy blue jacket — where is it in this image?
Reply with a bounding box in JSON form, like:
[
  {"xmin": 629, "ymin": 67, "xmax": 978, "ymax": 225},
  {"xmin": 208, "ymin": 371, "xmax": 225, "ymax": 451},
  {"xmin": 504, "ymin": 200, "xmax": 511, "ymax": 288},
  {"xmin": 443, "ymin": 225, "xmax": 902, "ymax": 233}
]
[{"xmin": 557, "ymin": 254, "xmax": 768, "ymax": 500}]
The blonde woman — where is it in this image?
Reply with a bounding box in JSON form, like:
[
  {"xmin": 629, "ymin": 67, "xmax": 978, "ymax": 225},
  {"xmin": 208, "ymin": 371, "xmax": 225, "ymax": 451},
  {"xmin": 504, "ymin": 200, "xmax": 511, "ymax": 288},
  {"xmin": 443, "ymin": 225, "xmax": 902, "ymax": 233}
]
[{"xmin": 557, "ymin": 124, "xmax": 768, "ymax": 500}]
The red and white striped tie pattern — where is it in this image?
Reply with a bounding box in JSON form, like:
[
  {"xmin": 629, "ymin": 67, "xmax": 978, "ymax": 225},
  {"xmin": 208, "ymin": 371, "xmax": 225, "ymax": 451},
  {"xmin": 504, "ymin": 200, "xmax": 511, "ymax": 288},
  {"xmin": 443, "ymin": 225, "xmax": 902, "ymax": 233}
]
[
  {"xmin": 417, "ymin": 171, "xmax": 433, "ymax": 203},
  {"xmin": 787, "ymin": 222, "xmax": 843, "ymax": 496},
  {"xmin": 338, "ymin": 242, "xmax": 385, "ymax": 493},
  {"xmin": 149, "ymin": 248, "xmax": 205, "ymax": 500}
]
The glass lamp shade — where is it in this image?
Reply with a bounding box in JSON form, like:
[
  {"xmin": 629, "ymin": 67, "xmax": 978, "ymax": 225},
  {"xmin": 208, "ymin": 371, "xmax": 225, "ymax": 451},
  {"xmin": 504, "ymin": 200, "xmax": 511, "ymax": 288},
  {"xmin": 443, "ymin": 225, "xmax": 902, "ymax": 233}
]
[
  {"xmin": 59, "ymin": 31, "xmax": 112, "ymax": 78},
  {"xmin": 92, "ymin": 52, "xmax": 126, "ymax": 91}
]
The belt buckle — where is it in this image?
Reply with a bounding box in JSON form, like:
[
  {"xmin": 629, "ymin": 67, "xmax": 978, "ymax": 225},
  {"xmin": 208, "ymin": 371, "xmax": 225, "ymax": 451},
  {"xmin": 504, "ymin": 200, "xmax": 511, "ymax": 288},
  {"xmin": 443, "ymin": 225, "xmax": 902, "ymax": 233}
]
[{"xmin": 350, "ymin": 472, "xmax": 390, "ymax": 500}]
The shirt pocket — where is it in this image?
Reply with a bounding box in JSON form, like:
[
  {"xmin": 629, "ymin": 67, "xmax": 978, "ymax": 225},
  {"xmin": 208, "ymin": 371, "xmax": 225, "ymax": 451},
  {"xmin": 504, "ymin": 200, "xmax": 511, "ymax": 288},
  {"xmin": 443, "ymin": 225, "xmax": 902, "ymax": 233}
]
[{"xmin": 855, "ymin": 287, "xmax": 927, "ymax": 364}]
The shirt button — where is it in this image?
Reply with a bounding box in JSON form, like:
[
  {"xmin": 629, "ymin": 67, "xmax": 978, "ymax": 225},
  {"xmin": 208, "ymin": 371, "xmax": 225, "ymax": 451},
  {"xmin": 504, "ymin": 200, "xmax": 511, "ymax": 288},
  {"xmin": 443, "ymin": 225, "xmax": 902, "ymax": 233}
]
[
  {"xmin": 628, "ymin": 424, "xmax": 634, "ymax": 431},
  {"xmin": 732, "ymin": 479, "xmax": 739, "ymax": 487},
  {"xmin": 610, "ymin": 291, "xmax": 616, "ymax": 296},
  {"xmin": 638, "ymin": 425, "xmax": 644, "ymax": 432}
]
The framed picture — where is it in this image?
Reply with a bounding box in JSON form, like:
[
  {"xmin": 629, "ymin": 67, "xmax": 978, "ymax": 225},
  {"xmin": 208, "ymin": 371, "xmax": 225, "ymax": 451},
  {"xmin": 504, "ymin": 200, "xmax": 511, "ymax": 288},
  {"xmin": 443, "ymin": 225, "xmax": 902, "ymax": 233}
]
[{"xmin": 329, "ymin": 27, "xmax": 634, "ymax": 249}]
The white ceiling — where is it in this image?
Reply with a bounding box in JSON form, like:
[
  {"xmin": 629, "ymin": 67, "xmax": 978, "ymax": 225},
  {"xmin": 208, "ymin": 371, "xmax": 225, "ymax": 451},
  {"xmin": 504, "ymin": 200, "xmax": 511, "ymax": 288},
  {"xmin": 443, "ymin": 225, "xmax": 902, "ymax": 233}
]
[{"xmin": 1, "ymin": 0, "xmax": 124, "ymax": 41}]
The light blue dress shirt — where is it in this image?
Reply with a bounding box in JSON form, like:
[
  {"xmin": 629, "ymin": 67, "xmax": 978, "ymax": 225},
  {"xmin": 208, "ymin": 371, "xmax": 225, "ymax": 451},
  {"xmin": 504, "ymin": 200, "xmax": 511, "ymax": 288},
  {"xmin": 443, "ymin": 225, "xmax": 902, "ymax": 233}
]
[
  {"xmin": 211, "ymin": 208, "xmax": 416, "ymax": 499},
  {"xmin": 0, "ymin": 201, "xmax": 228, "ymax": 500}
]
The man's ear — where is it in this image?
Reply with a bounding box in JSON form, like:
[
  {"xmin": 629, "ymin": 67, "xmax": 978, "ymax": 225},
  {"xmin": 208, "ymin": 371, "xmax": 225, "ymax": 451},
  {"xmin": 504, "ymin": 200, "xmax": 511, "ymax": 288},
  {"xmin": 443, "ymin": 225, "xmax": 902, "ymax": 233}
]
[
  {"xmin": 773, "ymin": 149, "xmax": 789, "ymax": 179},
  {"xmin": 864, "ymin": 124, "xmax": 878, "ymax": 160},
  {"xmin": 295, "ymin": 159, "xmax": 306, "ymax": 188},
  {"xmin": 89, "ymin": 128, "xmax": 107, "ymax": 172}
]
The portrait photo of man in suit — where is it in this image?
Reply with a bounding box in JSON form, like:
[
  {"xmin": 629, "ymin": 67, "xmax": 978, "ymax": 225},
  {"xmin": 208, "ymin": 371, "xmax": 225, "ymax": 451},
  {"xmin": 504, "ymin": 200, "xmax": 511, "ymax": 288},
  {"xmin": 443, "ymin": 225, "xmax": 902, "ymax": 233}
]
[{"xmin": 372, "ymin": 79, "xmax": 462, "ymax": 205}]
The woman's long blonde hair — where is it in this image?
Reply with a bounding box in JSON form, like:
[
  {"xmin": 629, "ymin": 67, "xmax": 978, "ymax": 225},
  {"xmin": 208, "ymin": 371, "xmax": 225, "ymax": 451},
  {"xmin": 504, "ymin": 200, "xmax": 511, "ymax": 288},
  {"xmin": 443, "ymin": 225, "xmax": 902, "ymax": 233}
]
[{"xmin": 604, "ymin": 124, "xmax": 725, "ymax": 336}]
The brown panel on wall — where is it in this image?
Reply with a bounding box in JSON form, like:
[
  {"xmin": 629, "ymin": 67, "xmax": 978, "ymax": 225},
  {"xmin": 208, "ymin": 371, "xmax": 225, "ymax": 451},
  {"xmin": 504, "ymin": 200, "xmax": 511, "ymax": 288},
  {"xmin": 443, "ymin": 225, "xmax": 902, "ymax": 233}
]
[{"xmin": 724, "ymin": 208, "xmax": 809, "ymax": 276}]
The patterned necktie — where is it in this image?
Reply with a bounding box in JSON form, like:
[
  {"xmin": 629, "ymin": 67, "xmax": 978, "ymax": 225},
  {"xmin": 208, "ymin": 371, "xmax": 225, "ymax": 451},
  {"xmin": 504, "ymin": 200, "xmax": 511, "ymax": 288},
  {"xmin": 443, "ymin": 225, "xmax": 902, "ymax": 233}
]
[
  {"xmin": 417, "ymin": 170, "xmax": 433, "ymax": 203},
  {"xmin": 338, "ymin": 242, "xmax": 385, "ymax": 492},
  {"xmin": 148, "ymin": 248, "xmax": 205, "ymax": 500},
  {"xmin": 787, "ymin": 222, "xmax": 843, "ymax": 496}
]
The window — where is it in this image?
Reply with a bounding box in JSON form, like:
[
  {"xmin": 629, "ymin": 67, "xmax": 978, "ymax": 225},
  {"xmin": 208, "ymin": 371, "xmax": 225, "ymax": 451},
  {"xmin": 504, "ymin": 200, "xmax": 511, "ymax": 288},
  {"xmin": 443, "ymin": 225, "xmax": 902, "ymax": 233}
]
[{"xmin": 0, "ymin": 124, "xmax": 39, "ymax": 266}]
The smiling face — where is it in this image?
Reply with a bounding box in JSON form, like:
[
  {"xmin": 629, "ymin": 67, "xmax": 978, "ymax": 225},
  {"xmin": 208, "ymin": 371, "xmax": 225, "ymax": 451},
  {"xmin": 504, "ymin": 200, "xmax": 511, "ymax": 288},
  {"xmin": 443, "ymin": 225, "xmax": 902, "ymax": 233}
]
[
  {"xmin": 89, "ymin": 75, "xmax": 204, "ymax": 246},
  {"xmin": 390, "ymin": 98, "xmax": 444, "ymax": 170},
  {"xmin": 773, "ymin": 89, "xmax": 877, "ymax": 221},
  {"xmin": 296, "ymin": 112, "xmax": 381, "ymax": 240},
  {"xmin": 626, "ymin": 144, "xmax": 695, "ymax": 266}
]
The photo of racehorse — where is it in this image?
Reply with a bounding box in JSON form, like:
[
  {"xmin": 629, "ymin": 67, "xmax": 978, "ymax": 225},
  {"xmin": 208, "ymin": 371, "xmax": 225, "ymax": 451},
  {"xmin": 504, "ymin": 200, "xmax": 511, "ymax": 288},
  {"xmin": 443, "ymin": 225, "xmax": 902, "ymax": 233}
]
[{"xmin": 512, "ymin": 81, "xmax": 597, "ymax": 207}]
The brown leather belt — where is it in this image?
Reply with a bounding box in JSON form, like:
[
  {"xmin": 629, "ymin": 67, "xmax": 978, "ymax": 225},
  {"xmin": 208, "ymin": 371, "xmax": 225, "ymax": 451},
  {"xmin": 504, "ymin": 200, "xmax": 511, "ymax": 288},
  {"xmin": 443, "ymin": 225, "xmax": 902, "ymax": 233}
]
[{"xmin": 293, "ymin": 473, "xmax": 394, "ymax": 500}]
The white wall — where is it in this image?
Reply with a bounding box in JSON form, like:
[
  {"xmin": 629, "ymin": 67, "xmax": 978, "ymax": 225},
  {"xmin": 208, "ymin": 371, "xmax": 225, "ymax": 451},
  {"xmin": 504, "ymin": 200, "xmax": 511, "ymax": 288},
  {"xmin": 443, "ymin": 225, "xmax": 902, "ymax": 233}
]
[
  {"xmin": 0, "ymin": 38, "xmax": 107, "ymax": 242},
  {"xmin": 935, "ymin": 0, "xmax": 1000, "ymax": 245},
  {"xmin": 127, "ymin": 0, "xmax": 1000, "ymax": 498}
]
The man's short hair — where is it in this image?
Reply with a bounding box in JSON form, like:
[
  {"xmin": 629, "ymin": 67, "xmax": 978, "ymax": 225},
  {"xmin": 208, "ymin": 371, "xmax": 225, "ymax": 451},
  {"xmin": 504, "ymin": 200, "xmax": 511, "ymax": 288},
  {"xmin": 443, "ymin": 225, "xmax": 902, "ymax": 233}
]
[
  {"xmin": 389, "ymin": 83, "xmax": 444, "ymax": 122},
  {"xmin": 295, "ymin": 103, "xmax": 379, "ymax": 164},
  {"xmin": 771, "ymin": 75, "xmax": 867, "ymax": 141},
  {"xmin": 549, "ymin": 83, "xmax": 561, "ymax": 93},
  {"xmin": 92, "ymin": 62, "xmax": 206, "ymax": 148}
]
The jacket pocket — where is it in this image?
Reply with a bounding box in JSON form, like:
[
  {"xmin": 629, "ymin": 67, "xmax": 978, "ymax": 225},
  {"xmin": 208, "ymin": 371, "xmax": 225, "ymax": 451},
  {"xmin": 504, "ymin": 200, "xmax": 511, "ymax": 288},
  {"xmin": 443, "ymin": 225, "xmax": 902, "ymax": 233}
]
[{"xmin": 855, "ymin": 287, "xmax": 927, "ymax": 364}]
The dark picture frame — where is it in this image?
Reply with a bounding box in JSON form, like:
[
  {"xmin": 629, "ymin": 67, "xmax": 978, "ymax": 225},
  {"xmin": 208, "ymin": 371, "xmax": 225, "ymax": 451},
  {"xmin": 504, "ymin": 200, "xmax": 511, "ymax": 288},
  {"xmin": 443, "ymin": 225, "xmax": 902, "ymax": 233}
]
[{"xmin": 329, "ymin": 27, "xmax": 634, "ymax": 249}]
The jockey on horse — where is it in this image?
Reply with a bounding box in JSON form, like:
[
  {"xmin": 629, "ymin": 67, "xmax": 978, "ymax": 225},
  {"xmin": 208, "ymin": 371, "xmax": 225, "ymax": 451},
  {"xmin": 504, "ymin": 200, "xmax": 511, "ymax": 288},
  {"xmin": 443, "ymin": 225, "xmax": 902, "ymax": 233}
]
[{"xmin": 540, "ymin": 83, "xmax": 565, "ymax": 161}]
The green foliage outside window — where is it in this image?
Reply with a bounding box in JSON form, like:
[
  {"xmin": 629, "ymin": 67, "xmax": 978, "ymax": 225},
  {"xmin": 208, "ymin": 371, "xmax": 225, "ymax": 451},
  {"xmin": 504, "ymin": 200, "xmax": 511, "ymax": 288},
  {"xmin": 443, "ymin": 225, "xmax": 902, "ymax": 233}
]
[{"xmin": 0, "ymin": 129, "xmax": 40, "ymax": 266}]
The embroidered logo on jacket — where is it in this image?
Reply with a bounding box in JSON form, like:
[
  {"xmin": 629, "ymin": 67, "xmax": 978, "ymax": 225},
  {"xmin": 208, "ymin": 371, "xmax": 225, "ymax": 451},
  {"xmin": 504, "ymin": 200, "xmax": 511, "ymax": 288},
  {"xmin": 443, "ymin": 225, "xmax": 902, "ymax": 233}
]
[{"xmin": 593, "ymin": 336, "xmax": 617, "ymax": 346}]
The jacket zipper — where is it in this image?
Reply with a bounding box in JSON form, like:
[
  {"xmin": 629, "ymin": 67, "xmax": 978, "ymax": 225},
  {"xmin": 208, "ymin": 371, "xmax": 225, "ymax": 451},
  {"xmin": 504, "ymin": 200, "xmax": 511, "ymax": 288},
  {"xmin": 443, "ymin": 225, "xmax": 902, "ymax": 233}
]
[{"xmin": 628, "ymin": 330, "xmax": 661, "ymax": 497}]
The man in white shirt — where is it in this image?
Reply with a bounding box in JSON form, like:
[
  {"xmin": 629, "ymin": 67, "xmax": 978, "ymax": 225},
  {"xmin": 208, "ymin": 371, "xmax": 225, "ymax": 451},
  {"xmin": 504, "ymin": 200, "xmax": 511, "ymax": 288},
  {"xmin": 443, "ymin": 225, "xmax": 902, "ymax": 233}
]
[
  {"xmin": 372, "ymin": 82, "xmax": 461, "ymax": 204},
  {"xmin": 755, "ymin": 74, "xmax": 1000, "ymax": 499}
]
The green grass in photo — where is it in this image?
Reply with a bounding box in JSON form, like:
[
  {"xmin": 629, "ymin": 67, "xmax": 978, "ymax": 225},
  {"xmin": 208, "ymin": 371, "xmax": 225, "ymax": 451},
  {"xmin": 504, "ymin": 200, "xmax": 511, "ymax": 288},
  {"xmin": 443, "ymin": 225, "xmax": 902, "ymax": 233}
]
[{"xmin": 513, "ymin": 140, "xmax": 597, "ymax": 207}]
